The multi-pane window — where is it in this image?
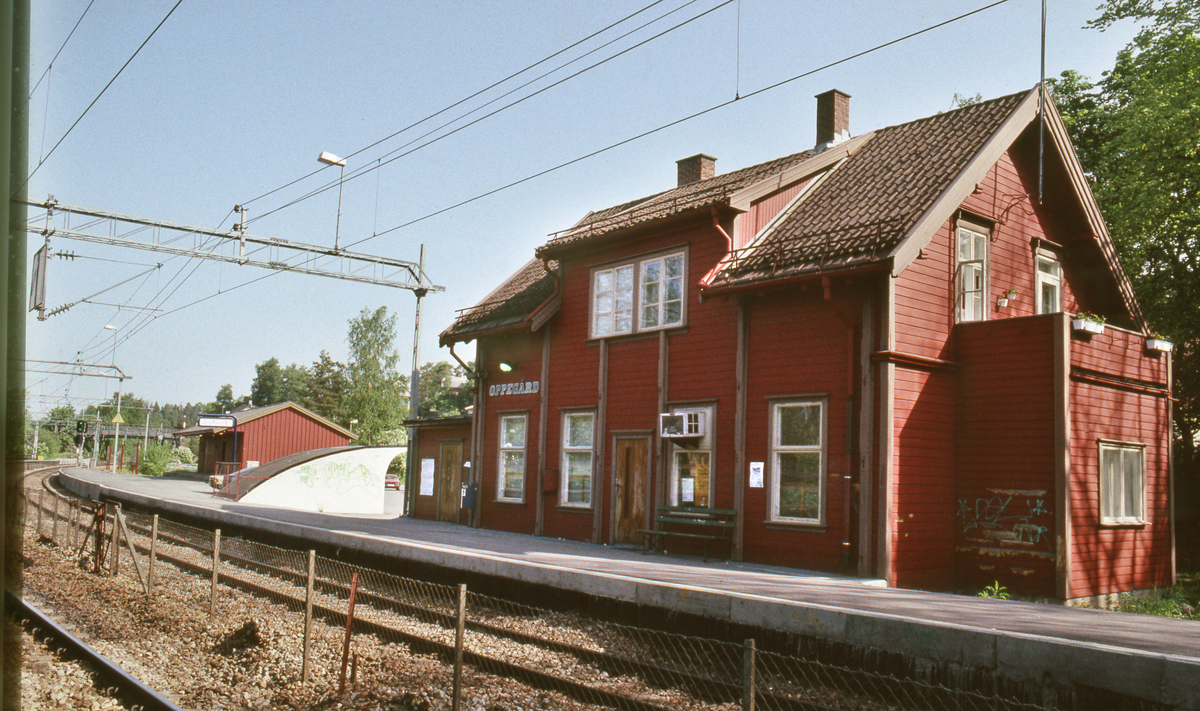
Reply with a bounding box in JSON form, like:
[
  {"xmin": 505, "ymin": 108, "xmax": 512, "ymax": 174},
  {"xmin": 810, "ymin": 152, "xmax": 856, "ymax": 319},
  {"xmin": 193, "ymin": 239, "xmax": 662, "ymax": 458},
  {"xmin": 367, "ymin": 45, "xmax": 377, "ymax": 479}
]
[
  {"xmin": 561, "ymin": 412, "xmax": 595, "ymax": 506},
  {"xmin": 956, "ymin": 224, "xmax": 989, "ymax": 322},
  {"xmin": 770, "ymin": 399, "xmax": 825, "ymax": 523},
  {"xmin": 498, "ymin": 414, "xmax": 526, "ymax": 501},
  {"xmin": 1036, "ymin": 254, "xmax": 1062, "ymax": 314},
  {"xmin": 592, "ymin": 251, "xmax": 685, "ymax": 338},
  {"xmin": 669, "ymin": 406, "xmax": 713, "ymax": 507},
  {"xmin": 1100, "ymin": 442, "xmax": 1145, "ymax": 524}
]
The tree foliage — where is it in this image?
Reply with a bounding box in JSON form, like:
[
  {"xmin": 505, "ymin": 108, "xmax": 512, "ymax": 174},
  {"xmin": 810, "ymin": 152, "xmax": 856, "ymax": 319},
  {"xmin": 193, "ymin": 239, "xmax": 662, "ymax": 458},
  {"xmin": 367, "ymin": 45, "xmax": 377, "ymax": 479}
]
[
  {"xmin": 344, "ymin": 306, "xmax": 409, "ymax": 445},
  {"xmin": 418, "ymin": 361, "xmax": 474, "ymax": 418},
  {"xmin": 300, "ymin": 350, "xmax": 348, "ymax": 424},
  {"xmin": 1050, "ymin": 0, "xmax": 1200, "ymax": 455}
]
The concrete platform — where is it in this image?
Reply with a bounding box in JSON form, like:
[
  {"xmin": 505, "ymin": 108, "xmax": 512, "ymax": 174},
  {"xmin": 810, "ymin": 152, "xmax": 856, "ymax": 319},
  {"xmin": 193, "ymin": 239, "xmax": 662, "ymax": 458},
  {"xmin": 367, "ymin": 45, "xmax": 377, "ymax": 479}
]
[{"xmin": 54, "ymin": 467, "xmax": 1200, "ymax": 708}]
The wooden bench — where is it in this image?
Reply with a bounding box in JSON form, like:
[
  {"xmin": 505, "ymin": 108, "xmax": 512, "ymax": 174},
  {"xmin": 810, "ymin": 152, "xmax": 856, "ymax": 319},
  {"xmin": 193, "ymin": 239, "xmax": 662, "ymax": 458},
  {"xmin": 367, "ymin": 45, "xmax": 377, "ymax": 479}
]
[{"xmin": 639, "ymin": 505, "xmax": 736, "ymax": 562}]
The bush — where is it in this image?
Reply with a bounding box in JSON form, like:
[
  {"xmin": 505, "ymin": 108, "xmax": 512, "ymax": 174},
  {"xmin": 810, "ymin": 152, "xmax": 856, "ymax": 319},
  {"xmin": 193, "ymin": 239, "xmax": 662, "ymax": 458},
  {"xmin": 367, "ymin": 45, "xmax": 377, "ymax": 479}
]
[
  {"xmin": 171, "ymin": 445, "xmax": 196, "ymax": 466},
  {"xmin": 138, "ymin": 442, "xmax": 175, "ymax": 477},
  {"xmin": 1116, "ymin": 587, "xmax": 1198, "ymax": 619}
]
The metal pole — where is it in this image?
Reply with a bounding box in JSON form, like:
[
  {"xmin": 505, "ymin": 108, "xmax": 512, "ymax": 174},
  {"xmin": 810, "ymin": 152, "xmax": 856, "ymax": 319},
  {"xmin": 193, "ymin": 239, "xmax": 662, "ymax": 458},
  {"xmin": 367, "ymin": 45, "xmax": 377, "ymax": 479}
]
[
  {"xmin": 405, "ymin": 244, "xmax": 426, "ymax": 517},
  {"xmin": 303, "ymin": 550, "xmax": 315, "ymax": 683},
  {"xmin": 92, "ymin": 413, "xmax": 100, "ymax": 468},
  {"xmin": 742, "ymin": 638, "xmax": 757, "ymax": 711},
  {"xmin": 112, "ymin": 381, "xmax": 123, "ymax": 472},
  {"xmin": 110, "ymin": 504, "xmax": 120, "ymax": 576},
  {"xmin": 52, "ymin": 494, "xmax": 59, "ymax": 543},
  {"xmin": 37, "ymin": 490, "xmax": 44, "ymax": 536},
  {"xmin": 143, "ymin": 408, "xmax": 151, "ymax": 454},
  {"xmin": 338, "ymin": 572, "xmax": 360, "ymax": 696}
]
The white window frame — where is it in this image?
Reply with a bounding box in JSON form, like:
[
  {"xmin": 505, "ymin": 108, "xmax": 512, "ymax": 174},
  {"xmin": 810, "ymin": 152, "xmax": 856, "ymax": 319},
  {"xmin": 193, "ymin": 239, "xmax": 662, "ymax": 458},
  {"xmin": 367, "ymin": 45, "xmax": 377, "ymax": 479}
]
[
  {"xmin": 497, "ymin": 413, "xmax": 528, "ymax": 502},
  {"xmin": 560, "ymin": 411, "xmax": 595, "ymax": 507},
  {"xmin": 668, "ymin": 404, "xmax": 715, "ymax": 507},
  {"xmin": 1036, "ymin": 252, "xmax": 1062, "ymax": 315},
  {"xmin": 768, "ymin": 398, "xmax": 826, "ymax": 524},
  {"xmin": 590, "ymin": 250, "xmax": 686, "ymax": 339},
  {"xmin": 1099, "ymin": 440, "xmax": 1146, "ymax": 525},
  {"xmin": 955, "ymin": 221, "xmax": 990, "ymax": 323}
]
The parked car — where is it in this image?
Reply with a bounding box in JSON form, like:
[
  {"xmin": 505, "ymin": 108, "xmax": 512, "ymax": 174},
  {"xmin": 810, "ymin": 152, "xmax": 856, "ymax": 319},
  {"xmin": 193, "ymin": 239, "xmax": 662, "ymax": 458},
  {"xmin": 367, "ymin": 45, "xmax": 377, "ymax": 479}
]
[{"xmin": 385, "ymin": 473, "xmax": 401, "ymax": 490}]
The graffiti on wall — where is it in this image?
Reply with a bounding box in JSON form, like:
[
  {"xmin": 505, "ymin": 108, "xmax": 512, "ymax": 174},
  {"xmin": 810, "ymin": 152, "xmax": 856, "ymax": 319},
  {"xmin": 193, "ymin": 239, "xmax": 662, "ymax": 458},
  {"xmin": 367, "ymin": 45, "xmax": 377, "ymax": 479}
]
[{"xmin": 956, "ymin": 490, "xmax": 1052, "ymax": 551}]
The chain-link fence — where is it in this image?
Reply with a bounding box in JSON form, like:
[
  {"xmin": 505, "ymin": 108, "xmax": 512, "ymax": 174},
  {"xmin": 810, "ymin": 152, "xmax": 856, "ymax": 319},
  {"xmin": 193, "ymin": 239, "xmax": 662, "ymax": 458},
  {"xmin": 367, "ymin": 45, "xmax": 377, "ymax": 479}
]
[{"xmin": 26, "ymin": 485, "xmax": 1058, "ymax": 711}]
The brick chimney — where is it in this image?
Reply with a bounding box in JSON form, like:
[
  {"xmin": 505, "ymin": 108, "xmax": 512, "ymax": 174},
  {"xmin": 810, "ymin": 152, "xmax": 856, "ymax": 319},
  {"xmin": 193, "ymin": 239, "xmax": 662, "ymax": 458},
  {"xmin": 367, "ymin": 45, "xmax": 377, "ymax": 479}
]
[
  {"xmin": 676, "ymin": 154, "xmax": 717, "ymax": 187},
  {"xmin": 815, "ymin": 89, "xmax": 851, "ymax": 149}
]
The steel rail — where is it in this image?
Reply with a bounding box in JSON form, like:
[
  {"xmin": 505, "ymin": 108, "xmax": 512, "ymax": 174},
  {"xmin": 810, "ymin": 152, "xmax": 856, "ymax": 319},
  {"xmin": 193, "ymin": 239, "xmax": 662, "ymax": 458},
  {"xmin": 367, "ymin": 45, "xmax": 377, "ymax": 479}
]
[{"xmin": 7, "ymin": 591, "xmax": 188, "ymax": 711}]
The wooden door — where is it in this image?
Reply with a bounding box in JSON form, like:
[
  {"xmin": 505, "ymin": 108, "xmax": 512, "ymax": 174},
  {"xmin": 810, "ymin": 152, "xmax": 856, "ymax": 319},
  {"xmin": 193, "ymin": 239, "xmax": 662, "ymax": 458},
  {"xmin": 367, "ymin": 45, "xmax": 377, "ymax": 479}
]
[
  {"xmin": 437, "ymin": 441, "xmax": 463, "ymax": 523},
  {"xmin": 613, "ymin": 437, "xmax": 649, "ymax": 544}
]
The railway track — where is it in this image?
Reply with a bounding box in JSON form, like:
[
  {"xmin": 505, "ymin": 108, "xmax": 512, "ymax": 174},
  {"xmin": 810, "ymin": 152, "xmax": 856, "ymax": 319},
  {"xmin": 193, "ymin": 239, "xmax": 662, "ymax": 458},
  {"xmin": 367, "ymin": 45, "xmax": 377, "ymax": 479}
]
[
  {"xmin": 26, "ymin": 470, "xmax": 866, "ymax": 711},
  {"xmin": 8, "ymin": 590, "xmax": 187, "ymax": 711}
]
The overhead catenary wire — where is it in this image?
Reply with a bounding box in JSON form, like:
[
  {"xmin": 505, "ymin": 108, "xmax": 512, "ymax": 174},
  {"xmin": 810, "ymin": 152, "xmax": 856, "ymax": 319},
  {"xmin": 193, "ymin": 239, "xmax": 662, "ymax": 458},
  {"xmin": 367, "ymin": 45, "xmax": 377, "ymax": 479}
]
[
  {"xmin": 244, "ymin": 0, "xmax": 726, "ymax": 228},
  {"xmin": 22, "ymin": 0, "xmax": 187, "ymax": 190},
  {"xmin": 28, "ymin": 0, "xmax": 97, "ymax": 99},
  {"xmin": 102, "ymin": 0, "xmax": 1015, "ymax": 328}
]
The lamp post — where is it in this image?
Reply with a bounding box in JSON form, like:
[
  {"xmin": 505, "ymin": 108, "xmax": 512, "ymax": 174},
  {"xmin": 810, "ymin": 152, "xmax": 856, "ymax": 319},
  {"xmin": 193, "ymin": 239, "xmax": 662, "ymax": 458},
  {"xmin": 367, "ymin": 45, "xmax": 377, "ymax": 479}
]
[
  {"xmin": 318, "ymin": 151, "xmax": 347, "ymax": 251},
  {"xmin": 349, "ymin": 419, "xmax": 358, "ymax": 435},
  {"xmin": 104, "ymin": 324, "xmax": 122, "ymax": 471}
]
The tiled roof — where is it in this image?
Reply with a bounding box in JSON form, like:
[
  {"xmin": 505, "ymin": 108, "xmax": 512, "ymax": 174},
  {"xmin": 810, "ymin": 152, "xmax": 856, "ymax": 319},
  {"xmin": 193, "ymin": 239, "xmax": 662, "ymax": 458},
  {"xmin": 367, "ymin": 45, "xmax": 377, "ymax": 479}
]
[
  {"xmin": 710, "ymin": 91, "xmax": 1028, "ymax": 286},
  {"xmin": 439, "ymin": 258, "xmax": 559, "ymax": 344},
  {"xmin": 536, "ymin": 150, "xmax": 822, "ymax": 255}
]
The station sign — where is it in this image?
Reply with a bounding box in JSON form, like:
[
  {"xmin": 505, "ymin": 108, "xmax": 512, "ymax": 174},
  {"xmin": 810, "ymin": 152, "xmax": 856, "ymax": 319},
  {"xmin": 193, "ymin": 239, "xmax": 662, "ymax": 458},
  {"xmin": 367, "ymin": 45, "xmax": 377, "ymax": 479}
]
[
  {"xmin": 198, "ymin": 414, "xmax": 237, "ymax": 428},
  {"xmin": 488, "ymin": 381, "xmax": 541, "ymax": 397}
]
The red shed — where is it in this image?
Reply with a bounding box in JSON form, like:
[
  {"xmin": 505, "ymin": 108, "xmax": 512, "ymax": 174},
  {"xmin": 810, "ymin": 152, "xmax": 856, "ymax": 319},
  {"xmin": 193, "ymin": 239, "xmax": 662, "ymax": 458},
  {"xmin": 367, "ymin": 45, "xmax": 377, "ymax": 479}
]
[
  {"xmin": 182, "ymin": 401, "xmax": 357, "ymax": 474},
  {"xmin": 439, "ymin": 87, "xmax": 1172, "ymax": 603}
]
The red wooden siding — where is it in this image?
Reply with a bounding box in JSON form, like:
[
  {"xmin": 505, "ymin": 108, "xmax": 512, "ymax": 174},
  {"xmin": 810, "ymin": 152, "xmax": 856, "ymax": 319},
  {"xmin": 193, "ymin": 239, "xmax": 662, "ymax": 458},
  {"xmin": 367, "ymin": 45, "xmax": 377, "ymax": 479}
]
[
  {"xmin": 410, "ymin": 421, "xmax": 471, "ymax": 522},
  {"xmin": 954, "ymin": 316, "xmax": 1058, "ymax": 597},
  {"xmin": 734, "ymin": 178, "xmax": 814, "ymax": 250},
  {"xmin": 238, "ymin": 407, "xmax": 352, "ymax": 467},
  {"xmin": 479, "ymin": 330, "xmax": 544, "ymax": 534},
  {"xmin": 1067, "ymin": 326, "xmax": 1172, "ymax": 598}
]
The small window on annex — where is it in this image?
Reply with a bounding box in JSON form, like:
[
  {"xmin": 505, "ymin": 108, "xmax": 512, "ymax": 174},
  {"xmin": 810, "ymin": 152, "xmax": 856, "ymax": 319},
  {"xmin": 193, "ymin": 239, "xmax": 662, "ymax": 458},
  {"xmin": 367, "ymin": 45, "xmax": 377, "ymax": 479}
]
[
  {"xmin": 561, "ymin": 412, "xmax": 595, "ymax": 507},
  {"xmin": 1036, "ymin": 253, "xmax": 1062, "ymax": 314},
  {"xmin": 669, "ymin": 405, "xmax": 714, "ymax": 507},
  {"xmin": 591, "ymin": 251, "xmax": 686, "ymax": 338},
  {"xmin": 955, "ymin": 220, "xmax": 990, "ymax": 322},
  {"xmin": 769, "ymin": 398, "xmax": 826, "ymax": 523},
  {"xmin": 1100, "ymin": 441, "xmax": 1146, "ymax": 525},
  {"xmin": 497, "ymin": 414, "xmax": 527, "ymax": 502}
]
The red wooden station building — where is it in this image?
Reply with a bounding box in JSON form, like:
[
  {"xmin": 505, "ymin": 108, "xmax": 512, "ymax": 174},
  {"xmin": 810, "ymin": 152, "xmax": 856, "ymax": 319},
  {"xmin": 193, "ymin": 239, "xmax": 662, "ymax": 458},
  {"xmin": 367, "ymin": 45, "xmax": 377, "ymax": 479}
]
[{"xmin": 437, "ymin": 87, "xmax": 1173, "ymax": 603}]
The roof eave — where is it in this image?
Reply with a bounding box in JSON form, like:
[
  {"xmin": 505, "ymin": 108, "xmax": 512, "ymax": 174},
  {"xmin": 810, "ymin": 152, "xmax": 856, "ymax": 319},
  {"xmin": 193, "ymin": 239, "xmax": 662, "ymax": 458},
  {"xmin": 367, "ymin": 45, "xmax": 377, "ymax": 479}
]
[{"xmin": 888, "ymin": 86, "xmax": 1042, "ymax": 278}]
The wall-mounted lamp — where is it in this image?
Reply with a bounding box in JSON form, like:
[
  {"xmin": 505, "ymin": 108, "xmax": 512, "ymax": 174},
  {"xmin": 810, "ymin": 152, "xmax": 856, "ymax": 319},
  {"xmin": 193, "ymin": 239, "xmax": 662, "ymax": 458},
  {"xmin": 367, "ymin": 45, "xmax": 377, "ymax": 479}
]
[{"xmin": 498, "ymin": 361, "xmax": 515, "ymax": 373}]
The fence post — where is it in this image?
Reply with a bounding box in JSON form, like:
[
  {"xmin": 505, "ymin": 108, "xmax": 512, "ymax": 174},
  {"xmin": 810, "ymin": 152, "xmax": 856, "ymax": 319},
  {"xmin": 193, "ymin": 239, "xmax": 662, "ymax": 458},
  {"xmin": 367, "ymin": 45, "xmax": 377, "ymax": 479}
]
[
  {"xmin": 52, "ymin": 494, "xmax": 59, "ymax": 543},
  {"xmin": 68, "ymin": 499, "xmax": 76, "ymax": 550},
  {"xmin": 453, "ymin": 583, "xmax": 467, "ymax": 711},
  {"xmin": 110, "ymin": 504, "xmax": 121, "ymax": 576},
  {"xmin": 338, "ymin": 572, "xmax": 361, "ymax": 696},
  {"xmin": 37, "ymin": 490, "xmax": 44, "ymax": 537},
  {"xmin": 148, "ymin": 515, "xmax": 159, "ymax": 596},
  {"xmin": 743, "ymin": 638, "xmax": 756, "ymax": 711},
  {"xmin": 303, "ymin": 550, "xmax": 315, "ymax": 683},
  {"xmin": 210, "ymin": 529, "xmax": 221, "ymax": 616}
]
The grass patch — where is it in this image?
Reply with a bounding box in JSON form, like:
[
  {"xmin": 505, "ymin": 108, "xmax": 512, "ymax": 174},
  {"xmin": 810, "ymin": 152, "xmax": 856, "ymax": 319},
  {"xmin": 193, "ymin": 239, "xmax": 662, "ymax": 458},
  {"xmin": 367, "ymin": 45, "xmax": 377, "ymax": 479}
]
[{"xmin": 1115, "ymin": 574, "xmax": 1200, "ymax": 619}]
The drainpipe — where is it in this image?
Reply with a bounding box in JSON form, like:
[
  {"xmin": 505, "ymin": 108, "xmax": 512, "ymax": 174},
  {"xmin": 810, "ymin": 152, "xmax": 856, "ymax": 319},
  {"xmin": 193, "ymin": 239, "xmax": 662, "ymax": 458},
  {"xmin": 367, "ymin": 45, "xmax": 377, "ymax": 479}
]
[
  {"xmin": 698, "ymin": 207, "xmax": 736, "ymax": 293},
  {"xmin": 824, "ymin": 275, "xmax": 858, "ymax": 570}
]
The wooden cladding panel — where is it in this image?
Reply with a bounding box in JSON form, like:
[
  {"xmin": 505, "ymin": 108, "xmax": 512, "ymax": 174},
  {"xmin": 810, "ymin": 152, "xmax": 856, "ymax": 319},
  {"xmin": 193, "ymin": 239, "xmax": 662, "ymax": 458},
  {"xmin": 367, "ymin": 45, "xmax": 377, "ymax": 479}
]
[
  {"xmin": 1070, "ymin": 326, "xmax": 1169, "ymax": 387},
  {"xmin": 240, "ymin": 408, "xmax": 351, "ymax": 466},
  {"xmin": 1067, "ymin": 377, "xmax": 1172, "ymax": 597},
  {"xmin": 890, "ymin": 367, "xmax": 956, "ymax": 590}
]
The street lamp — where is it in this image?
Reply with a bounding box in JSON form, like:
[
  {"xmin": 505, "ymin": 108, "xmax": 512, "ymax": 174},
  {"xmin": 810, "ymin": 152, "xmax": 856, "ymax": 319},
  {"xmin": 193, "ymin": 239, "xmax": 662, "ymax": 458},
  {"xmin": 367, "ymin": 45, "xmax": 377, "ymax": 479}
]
[
  {"xmin": 318, "ymin": 151, "xmax": 347, "ymax": 251},
  {"xmin": 103, "ymin": 325, "xmax": 122, "ymax": 471},
  {"xmin": 349, "ymin": 419, "xmax": 358, "ymax": 434}
]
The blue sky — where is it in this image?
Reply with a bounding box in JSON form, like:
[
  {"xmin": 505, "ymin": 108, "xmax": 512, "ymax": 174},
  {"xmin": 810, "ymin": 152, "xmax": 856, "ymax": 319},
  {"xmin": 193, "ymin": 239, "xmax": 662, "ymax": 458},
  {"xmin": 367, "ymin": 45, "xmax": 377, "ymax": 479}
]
[{"xmin": 23, "ymin": 0, "xmax": 1140, "ymax": 418}]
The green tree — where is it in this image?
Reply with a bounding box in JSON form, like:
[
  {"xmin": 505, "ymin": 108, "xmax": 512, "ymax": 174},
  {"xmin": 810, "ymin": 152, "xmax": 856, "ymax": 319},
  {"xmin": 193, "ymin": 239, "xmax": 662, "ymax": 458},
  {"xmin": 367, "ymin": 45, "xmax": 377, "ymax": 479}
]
[
  {"xmin": 249, "ymin": 357, "xmax": 285, "ymax": 406},
  {"xmin": 345, "ymin": 307, "xmax": 409, "ymax": 445},
  {"xmin": 208, "ymin": 384, "xmax": 247, "ymax": 413},
  {"xmin": 1049, "ymin": 0, "xmax": 1200, "ymax": 458},
  {"xmin": 280, "ymin": 362, "xmax": 311, "ymax": 404},
  {"xmin": 418, "ymin": 361, "xmax": 474, "ymax": 417},
  {"xmin": 300, "ymin": 351, "xmax": 347, "ymax": 423}
]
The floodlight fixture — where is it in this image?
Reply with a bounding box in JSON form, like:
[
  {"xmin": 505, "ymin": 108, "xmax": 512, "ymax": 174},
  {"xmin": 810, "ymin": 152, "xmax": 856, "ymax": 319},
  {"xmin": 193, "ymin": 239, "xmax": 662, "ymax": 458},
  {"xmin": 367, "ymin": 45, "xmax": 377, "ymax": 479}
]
[{"xmin": 317, "ymin": 151, "xmax": 348, "ymax": 250}]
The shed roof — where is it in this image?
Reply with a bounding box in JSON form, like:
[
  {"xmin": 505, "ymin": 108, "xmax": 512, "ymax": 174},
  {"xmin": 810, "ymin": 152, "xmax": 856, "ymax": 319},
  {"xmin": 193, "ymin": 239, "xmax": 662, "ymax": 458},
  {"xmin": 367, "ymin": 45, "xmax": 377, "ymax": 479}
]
[{"xmin": 177, "ymin": 401, "xmax": 356, "ymax": 440}]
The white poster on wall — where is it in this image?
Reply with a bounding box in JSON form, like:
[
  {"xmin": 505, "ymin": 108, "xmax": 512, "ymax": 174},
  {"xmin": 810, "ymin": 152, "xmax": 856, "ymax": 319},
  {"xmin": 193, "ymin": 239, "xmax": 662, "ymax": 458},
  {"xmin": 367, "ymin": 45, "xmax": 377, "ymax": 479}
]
[
  {"xmin": 420, "ymin": 458, "xmax": 436, "ymax": 496},
  {"xmin": 749, "ymin": 462, "xmax": 764, "ymax": 488},
  {"xmin": 681, "ymin": 477, "xmax": 695, "ymax": 503}
]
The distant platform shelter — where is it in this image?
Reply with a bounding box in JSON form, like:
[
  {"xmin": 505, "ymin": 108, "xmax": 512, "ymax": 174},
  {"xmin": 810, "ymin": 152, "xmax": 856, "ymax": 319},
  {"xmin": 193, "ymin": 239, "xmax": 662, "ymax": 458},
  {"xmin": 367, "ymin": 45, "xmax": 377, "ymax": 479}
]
[{"xmin": 178, "ymin": 401, "xmax": 357, "ymax": 475}]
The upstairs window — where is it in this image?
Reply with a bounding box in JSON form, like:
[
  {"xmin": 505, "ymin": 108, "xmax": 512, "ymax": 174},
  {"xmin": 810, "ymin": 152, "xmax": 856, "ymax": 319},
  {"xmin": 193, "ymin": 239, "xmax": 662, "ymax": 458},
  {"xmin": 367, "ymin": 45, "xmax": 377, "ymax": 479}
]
[
  {"xmin": 955, "ymin": 222, "xmax": 990, "ymax": 322},
  {"xmin": 592, "ymin": 251, "xmax": 685, "ymax": 338},
  {"xmin": 1036, "ymin": 254, "xmax": 1062, "ymax": 314}
]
